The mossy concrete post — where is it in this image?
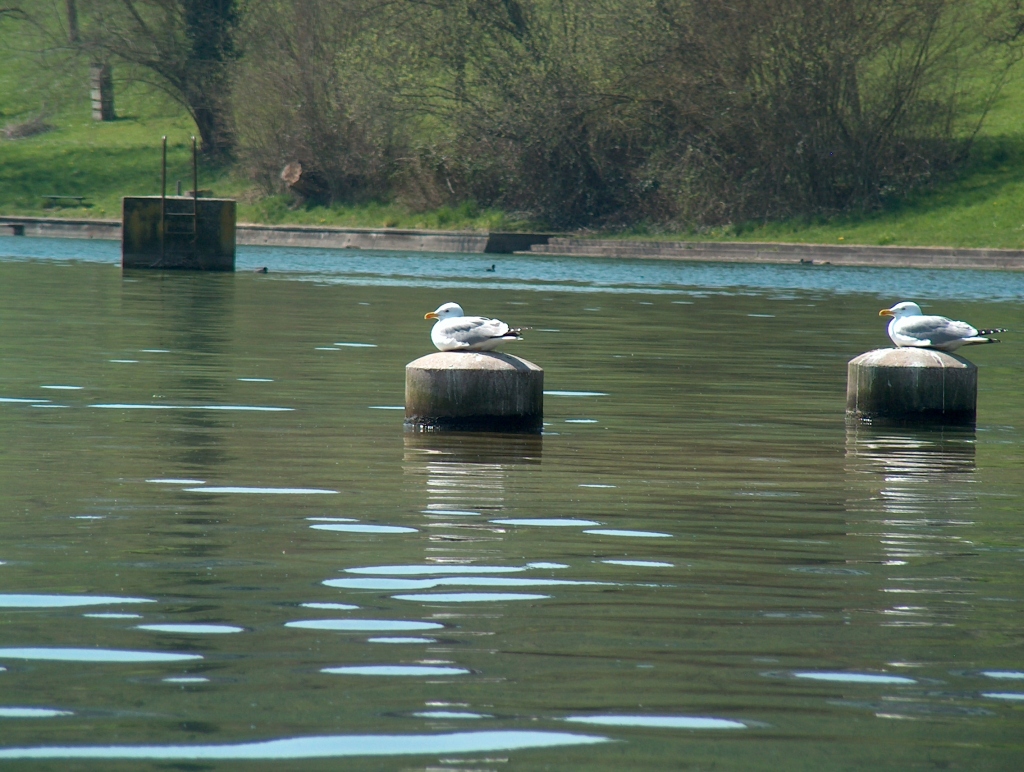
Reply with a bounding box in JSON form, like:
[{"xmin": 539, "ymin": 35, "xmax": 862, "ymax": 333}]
[
  {"xmin": 122, "ymin": 196, "xmax": 236, "ymax": 270},
  {"xmin": 846, "ymin": 348, "xmax": 977, "ymax": 425},
  {"xmin": 405, "ymin": 352, "xmax": 543, "ymax": 433}
]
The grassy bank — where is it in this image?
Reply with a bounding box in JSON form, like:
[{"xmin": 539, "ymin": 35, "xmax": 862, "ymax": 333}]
[
  {"xmin": 3, "ymin": 41, "xmax": 1024, "ymax": 247},
  {"xmin": 650, "ymin": 137, "xmax": 1024, "ymax": 249}
]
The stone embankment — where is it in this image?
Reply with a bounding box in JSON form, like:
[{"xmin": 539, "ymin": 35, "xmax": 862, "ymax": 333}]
[
  {"xmin": 0, "ymin": 215, "xmax": 549, "ymax": 255},
  {"xmin": 519, "ymin": 237, "xmax": 1024, "ymax": 271},
  {"xmin": 2, "ymin": 215, "xmax": 1023, "ymax": 269}
]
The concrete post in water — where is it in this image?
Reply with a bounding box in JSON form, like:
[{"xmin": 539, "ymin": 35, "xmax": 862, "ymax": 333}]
[
  {"xmin": 405, "ymin": 352, "xmax": 543, "ymax": 433},
  {"xmin": 122, "ymin": 196, "xmax": 236, "ymax": 270},
  {"xmin": 846, "ymin": 348, "xmax": 977, "ymax": 425}
]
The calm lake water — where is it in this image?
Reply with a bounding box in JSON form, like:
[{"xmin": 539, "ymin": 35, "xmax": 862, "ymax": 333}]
[{"xmin": 1, "ymin": 238, "xmax": 1022, "ymax": 770}]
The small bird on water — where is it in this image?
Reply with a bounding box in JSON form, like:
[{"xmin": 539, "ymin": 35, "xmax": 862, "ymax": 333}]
[
  {"xmin": 424, "ymin": 302, "xmax": 523, "ymax": 352},
  {"xmin": 879, "ymin": 301, "xmax": 1008, "ymax": 352}
]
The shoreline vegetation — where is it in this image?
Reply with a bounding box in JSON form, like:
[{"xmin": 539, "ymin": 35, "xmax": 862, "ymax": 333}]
[{"xmin": 3, "ymin": 2, "xmax": 1024, "ymax": 250}]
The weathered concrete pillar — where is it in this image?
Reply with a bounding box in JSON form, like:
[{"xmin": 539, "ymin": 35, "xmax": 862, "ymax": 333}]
[
  {"xmin": 405, "ymin": 352, "xmax": 543, "ymax": 433},
  {"xmin": 122, "ymin": 196, "xmax": 236, "ymax": 270},
  {"xmin": 846, "ymin": 348, "xmax": 977, "ymax": 425},
  {"xmin": 90, "ymin": 63, "xmax": 115, "ymax": 122}
]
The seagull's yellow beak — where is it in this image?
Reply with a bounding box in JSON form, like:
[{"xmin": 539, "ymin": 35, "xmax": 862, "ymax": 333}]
[
  {"xmin": 879, "ymin": 309, "xmax": 895, "ymax": 317},
  {"xmin": 424, "ymin": 312, "xmax": 438, "ymax": 320}
]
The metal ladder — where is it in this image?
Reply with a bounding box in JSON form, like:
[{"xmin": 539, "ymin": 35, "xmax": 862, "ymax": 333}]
[{"xmin": 159, "ymin": 136, "xmax": 199, "ymax": 266}]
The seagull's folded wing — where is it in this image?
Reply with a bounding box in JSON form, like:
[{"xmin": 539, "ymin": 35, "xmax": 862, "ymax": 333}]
[
  {"xmin": 445, "ymin": 316, "xmax": 511, "ymax": 345},
  {"xmin": 897, "ymin": 315, "xmax": 977, "ymax": 345}
]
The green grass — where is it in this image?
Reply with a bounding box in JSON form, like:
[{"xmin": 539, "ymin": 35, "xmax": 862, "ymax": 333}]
[
  {"xmin": 642, "ymin": 137, "xmax": 1024, "ymax": 249},
  {"xmin": 0, "ymin": 33, "xmax": 525, "ymax": 231},
  {"xmin": 3, "ymin": 25, "xmax": 1024, "ymax": 246},
  {"xmin": 603, "ymin": 65, "xmax": 1024, "ymax": 249},
  {"xmin": 243, "ymin": 196, "xmax": 528, "ymax": 232},
  {"xmin": 0, "ymin": 99, "xmax": 529, "ymax": 231},
  {"xmin": 0, "ymin": 45, "xmax": 236, "ymax": 219},
  {"xmin": 613, "ymin": 153, "xmax": 1024, "ymax": 249}
]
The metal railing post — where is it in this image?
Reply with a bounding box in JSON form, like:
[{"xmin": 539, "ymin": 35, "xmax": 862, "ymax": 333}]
[{"xmin": 160, "ymin": 135, "xmax": 166, "ymax": 266}]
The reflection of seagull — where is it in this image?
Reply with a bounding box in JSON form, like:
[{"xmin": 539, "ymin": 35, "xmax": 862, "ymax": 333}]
[
  {"xmin": 880, "ymin": 301, "xmax": 1007, "ymax": 352},
  {"xmin": 424, "ymin": 302, "xmax": 523, "ymax": 352}
]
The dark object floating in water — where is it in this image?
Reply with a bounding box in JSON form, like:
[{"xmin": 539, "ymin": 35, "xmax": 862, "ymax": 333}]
[
  {"xmin": 254, "ymin": 267, "xmax": 268, "ymax": 273},
  {"xmin": 486, "ymin": 264, "xmax": 496, "ymax": 272}
]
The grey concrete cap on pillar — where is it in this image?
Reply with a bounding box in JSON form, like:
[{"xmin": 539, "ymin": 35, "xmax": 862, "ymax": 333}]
[
  {"xmin": 405, "ymin": 351, "xmax": 543, "ymax": 433},
  {"xmin": 846, "ymin": 347, "xmax": 977, "ymax": 424}
]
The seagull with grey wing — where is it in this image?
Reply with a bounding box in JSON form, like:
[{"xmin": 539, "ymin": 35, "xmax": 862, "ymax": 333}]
[
  {"xmin": 879, "ymin": 301, "xmax": 1008, "ymax": 352},
  {"xmin": 424, "ymin": 302, "xmax": 523, "ymax": 351}
]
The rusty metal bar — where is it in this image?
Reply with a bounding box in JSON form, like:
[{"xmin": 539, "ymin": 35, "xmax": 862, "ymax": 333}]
[{"xmin": 160, "ymin": 135, "xmax": 166, "ymax": 266}]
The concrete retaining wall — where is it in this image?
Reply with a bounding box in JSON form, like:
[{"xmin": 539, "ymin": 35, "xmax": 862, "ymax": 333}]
[
  {"xmin": 236, "ymin": 224, "xmax": 551, "ymax": 254},
  {"xmin": 3, "ymin": 214, "xmax": 1023, "ymax": 270},
  {"xmin": 0, "ymin": 215, "xmax": 549, "ymax": 256},
  {"xmin": 0, "ymin": 216, "xmax": 121, "ymax": 240},
  {"xmin": 523, "ymin": 237, "xmax": 1024, "ymax": 271},
  {"xmin": 237, "ymin": 223, "xmax": 489, "ymax": 253}
]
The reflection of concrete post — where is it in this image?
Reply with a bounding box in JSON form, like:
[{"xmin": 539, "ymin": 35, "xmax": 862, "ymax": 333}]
[
  {"xmin": 846, "ymin": 348, "xmax": 976, "ymax": 425},
  {"xmin": 405, "ymin": 352, "xmax": 543, "ymax": 433},
  {"xmin": 403, "ymin": 433, "xmax": 541, "ymax": 520},
  {"xmin": 90, "ymin": 63, "xmax": 115, "ymax": 121},
  {"xmin": 844, "ymin": 425, "xmax": 976, "ymax": 577}
]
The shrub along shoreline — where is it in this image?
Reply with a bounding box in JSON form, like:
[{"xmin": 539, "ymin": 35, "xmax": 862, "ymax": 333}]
[{"xmin": 3, "ymin": 1, "xmax": 1024, "ymax": 249}]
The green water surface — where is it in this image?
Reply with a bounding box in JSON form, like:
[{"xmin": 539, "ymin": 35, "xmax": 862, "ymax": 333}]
[{"xmin": 0, "ymin": 253, "xmax": 1022, "ymax": 770}]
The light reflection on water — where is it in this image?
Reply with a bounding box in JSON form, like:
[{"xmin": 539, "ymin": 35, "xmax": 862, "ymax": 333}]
[
  {"xmin": 0, "ymin": 731, "xmax": 608, "ymax": 759},
  {"xmin": 565, "ymin": 715, "xmax": 746, "ymax": 729},
  {"xmin": 0, "ymin": 708, "xmax": 74, "ymax": 718},
  {"xmin": 285, "ymin": 619, "xmax": 444, "ymax": 632},
  {"xmin": 0, "ymin": 595, "xmax": 153, "ymax": 608},
  {"xmin": 344, "ymin": 564, "xmax": 532, "ymax": 575},
  {"xmin": 792, "ymin": 672, "xmax": 917, "ymax": 685},
  {"xmin": 311, "ymin": 523, "xmax": 418, "ymax": 534},
  {"xmin": 0, "ymin": 248, "xmax": 1022, "ymax": 768},
  {"xmin": 136, "ymin": 624, "xmax": 245, "ymax": 634},
  {"xmin": 0, "ymin": 648, "xmax": 202, "ymax": 663},
  {"xmin": 392, "ymin": 592, "xmax": 551, "ymax": 603},
  {"xmin": 322, "ymin": 665, "xmax": 471, "ymax": 676},
  {"xmin": 323, "ymin": 577, "xmax": 609, "ymax": 590}
]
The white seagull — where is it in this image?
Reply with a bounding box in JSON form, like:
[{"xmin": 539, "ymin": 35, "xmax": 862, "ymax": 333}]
[
  {"xmin": 879, "ymin": 301, "xmax": 1007, "ymax": 352},
  {"xmin": 424, "ymin": 302, "xmax": 523, "ymax": 352}
]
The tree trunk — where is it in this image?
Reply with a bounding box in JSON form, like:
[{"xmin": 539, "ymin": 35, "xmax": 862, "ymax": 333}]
[
  {"xmin": 192, "ymin": 101, "xmax": 233, "ymax": 159},
  {"xmin": 281, "ymin": 162, "xmax": 330, "ymax": 205},
  {"xmin": 66, "ymin": 0, "xmax": 78, "ymax": 43}
]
